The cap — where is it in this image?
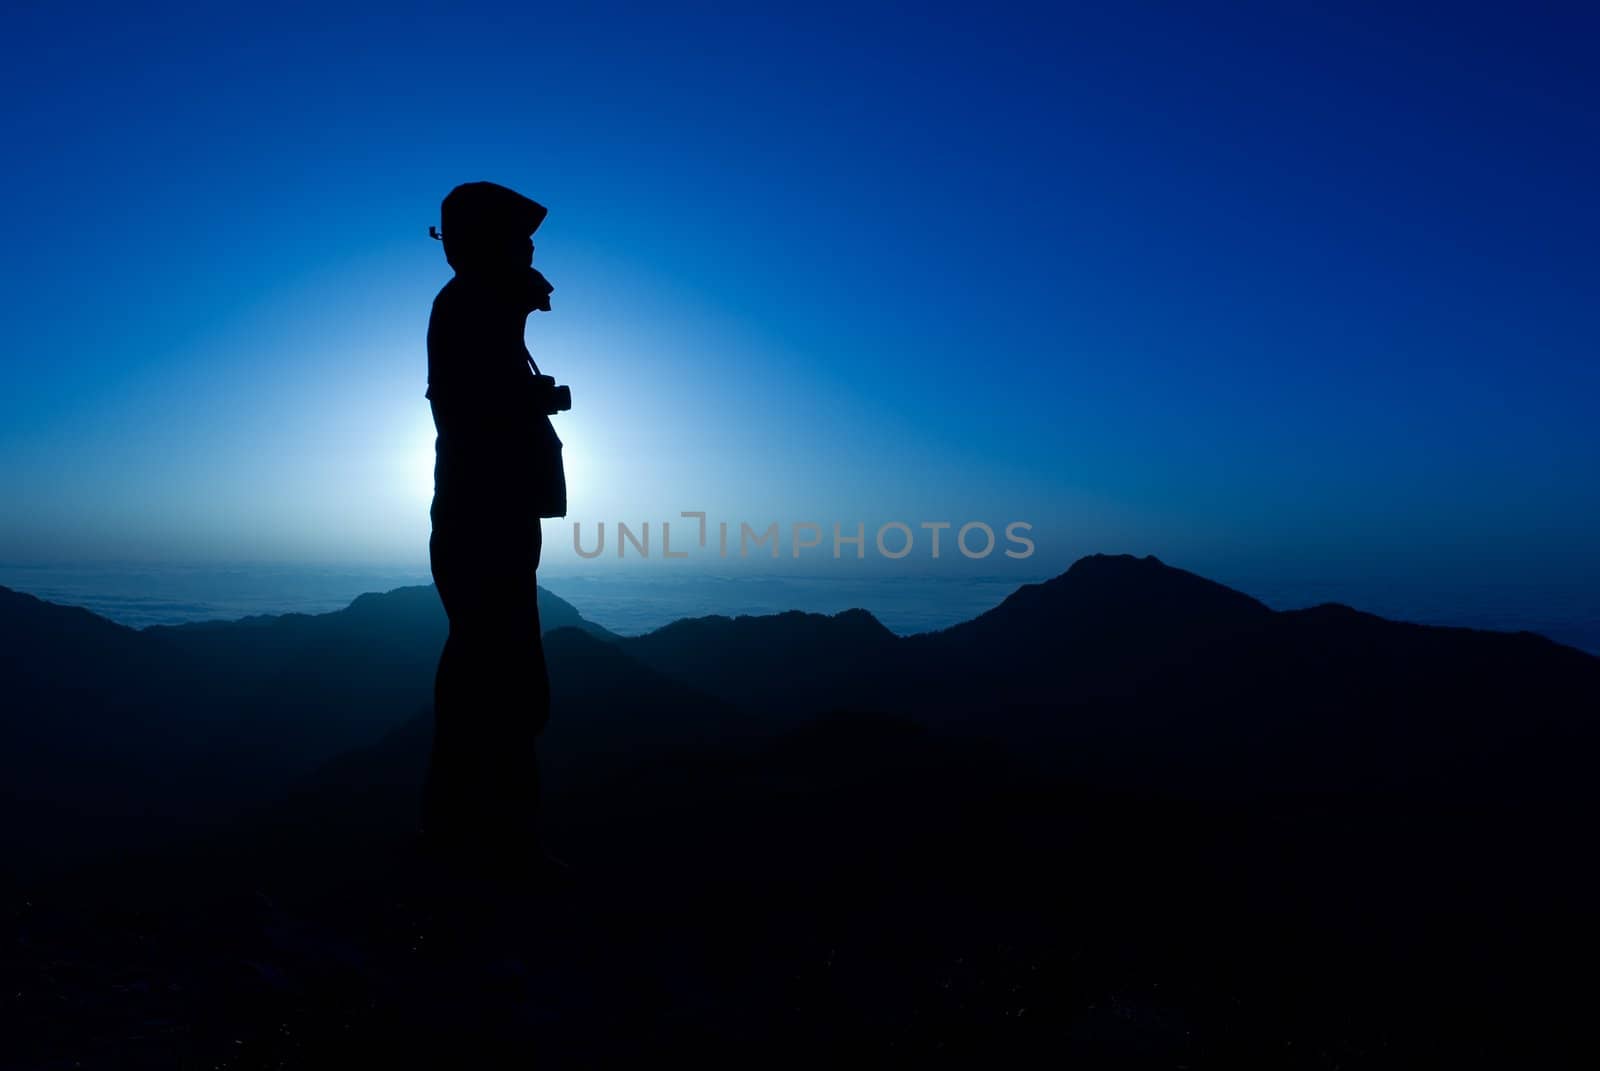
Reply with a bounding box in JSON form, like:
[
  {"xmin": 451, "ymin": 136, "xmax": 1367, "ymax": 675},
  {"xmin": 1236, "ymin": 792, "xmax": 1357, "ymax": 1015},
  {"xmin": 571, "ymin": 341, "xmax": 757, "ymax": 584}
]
[{"xmin": 431, "ymin": 181, "xmax": 548, "ymax": 245}]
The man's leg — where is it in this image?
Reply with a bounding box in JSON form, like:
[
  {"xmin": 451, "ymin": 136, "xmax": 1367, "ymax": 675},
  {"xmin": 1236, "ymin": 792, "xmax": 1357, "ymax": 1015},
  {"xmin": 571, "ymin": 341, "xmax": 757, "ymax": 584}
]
[
  {"xmin": 486, "ymin": 522, "xmax": 547, "ymax": 850},
  {"xmin": 423, "ymin": 528, "xmax": 501, "ymax": 855},
  {"xmin": 428, "ymin": 523, "xmax": 551, "ymax": 869}
]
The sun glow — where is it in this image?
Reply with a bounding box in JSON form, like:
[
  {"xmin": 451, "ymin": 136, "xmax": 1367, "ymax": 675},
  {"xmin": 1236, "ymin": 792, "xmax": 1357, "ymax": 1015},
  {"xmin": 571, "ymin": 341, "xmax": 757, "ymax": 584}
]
[{"xmin": 406, "ymin": 420, "xmax": 437, "ymax": 506}]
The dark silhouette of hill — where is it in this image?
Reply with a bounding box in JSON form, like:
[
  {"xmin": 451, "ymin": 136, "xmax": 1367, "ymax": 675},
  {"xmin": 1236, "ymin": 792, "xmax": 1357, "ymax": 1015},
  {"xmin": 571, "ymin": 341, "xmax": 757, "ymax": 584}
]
[
  {"xmin": 4, "ymin": 555, "xmax": 1598, "ymax": 864},
  {"xmin": 0, "ymin": 587, "xmax": 202, "ymax": 814},
  {"xmin": 902, "ymin": 555, "xmax": 1600, "ymax": 797},
  {"xmin": 610, "ymin": 556, "xmax": 1282, "ymax": 719},
  {"xmin": 0, "ymin": 583, "xmax": 613, "ymax": 869},
  {"xmin": 618, "ymin": 607, "xmax": 903, "ymax": 718},
  {"xmin": 6, "ymin": 556, "xmax": 1600, "ymax": 1065},
  {"xmin": 5, "ymin": 556, "xmax": 1599, "ymax": 859},
  {"xmin": 146, "ymin": 583, "xmax": 611, "ymax": 765},
  {"xmin": 611, "ymin": 555, "xmax": 1600, "ymax": 798},
  {"xmin": 146, "ymin": 581, "xmax": 608, "ymax": 641},
  {"xmin": 238, "ymin": 627, "xmax": 748, "ymax": 856},
  {"xmin": 908, "ymin": 552, "xmax": 1274, "ymax": 700}
]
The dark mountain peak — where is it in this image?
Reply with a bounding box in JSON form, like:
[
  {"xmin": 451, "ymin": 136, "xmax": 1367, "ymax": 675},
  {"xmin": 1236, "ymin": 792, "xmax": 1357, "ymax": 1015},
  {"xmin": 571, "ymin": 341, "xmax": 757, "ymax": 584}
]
[
  {"xmin": 1279, "ymin": 602, "xmax": 1594, "ymax": 664},
  {"xmin": 1066, "ymin": 551, "xmax": 1167, "ymax": 575},
  {"xmin": 966, "ymin": 553, "xmax": 1270, "ymax": 634},
  {"xmin": 832, "ymin": 606, "xmax": 897, "ymax": 634},
  {"xmin": 543, "ymin": 623, "xmax": 620, "ymax": 657},
  {"xmin": 1056, "ymin": 553, "xmax": 1263, "ymax": 604},
  {"xmin": 1289, "ymin": 601, "xmax": 1370, "ymax": 621},
  {"xmin": 785, "ymin": 606, "xmax": 897, "ymax": 642},
  {"xmin": 0, "ymin": 585, "xmax": 149, "ymax": 652},
  {"xmin": 146, "ymin": 583, "xmax": 611, "ymax": 640},
  {"xmin": 143, "ymin": 587, "xmax": 438, "ymax": 636},
  {"xmin": 639, "ymin": 605, "xmax": 895, "ymax": 646},
  {"xmin": 619, "ymin": 606, "xmax": 901, "ymax": 717},
  {"xmin": 345, "ymin": 585, "xmax": 436, "ymax": 616}
]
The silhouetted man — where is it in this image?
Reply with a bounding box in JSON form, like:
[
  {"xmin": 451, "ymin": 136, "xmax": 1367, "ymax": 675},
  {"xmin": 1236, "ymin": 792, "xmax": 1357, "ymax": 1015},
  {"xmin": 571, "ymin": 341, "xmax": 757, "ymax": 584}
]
[{"xmin": 422, "ymin": 181, "xmax": 567, "ymax": 877}]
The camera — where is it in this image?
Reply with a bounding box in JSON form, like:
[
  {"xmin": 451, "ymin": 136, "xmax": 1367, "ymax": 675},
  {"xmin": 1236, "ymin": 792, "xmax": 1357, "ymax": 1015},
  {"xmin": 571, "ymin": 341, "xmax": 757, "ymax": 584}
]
[{"xmin": 531, "ymin": 373, "xmax": 572, "ymax": 415}]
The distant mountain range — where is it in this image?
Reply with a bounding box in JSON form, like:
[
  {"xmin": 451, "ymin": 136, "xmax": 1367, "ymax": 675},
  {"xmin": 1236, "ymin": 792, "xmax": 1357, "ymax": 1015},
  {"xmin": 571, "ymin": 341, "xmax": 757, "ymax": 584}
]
[{"xmin": 3, "ymin": 553, "xmax": 1597, "ymax": 872}]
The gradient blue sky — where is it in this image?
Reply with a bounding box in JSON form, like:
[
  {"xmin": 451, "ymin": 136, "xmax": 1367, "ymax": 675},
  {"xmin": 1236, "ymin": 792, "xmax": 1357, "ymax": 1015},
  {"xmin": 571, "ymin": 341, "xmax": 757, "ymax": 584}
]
[{"xmin": 2, "ymin": 3, "xmax": 1596, "ymax": 586}]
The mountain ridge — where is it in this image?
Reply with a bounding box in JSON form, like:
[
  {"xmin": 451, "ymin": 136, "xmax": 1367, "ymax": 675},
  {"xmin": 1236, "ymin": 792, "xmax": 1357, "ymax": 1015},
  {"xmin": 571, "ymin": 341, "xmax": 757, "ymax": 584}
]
[{"xmin": 3, "ymin": 554, "xmax": 1598, "ymax": 872}]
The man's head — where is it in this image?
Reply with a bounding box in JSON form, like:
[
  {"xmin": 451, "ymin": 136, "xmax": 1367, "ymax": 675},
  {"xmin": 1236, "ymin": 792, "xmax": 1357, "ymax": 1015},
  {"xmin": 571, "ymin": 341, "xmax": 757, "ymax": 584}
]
[{"xmin": 435, "ymin": 181, "xmax": 547, "ymax": 275}]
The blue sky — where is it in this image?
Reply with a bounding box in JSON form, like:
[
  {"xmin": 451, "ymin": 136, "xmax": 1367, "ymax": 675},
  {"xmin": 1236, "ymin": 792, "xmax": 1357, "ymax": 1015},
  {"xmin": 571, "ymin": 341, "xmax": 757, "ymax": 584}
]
[{"xmin": 1, "ymin": 3, "xmax": 1596, "ymax": 586}]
